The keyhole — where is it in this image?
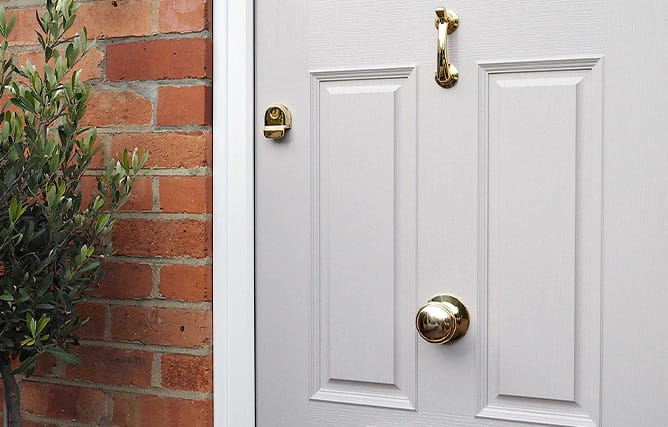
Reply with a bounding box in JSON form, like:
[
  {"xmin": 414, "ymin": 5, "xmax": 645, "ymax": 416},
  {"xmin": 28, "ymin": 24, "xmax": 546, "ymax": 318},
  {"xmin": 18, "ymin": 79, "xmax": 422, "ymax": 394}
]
[{"xmin": 269, "ymin": 107, "xmax": 281, "ymax": 120}]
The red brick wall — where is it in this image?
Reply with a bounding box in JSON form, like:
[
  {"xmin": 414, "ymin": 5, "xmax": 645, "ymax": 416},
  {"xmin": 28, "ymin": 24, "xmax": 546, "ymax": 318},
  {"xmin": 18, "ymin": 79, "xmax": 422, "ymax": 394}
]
[{"xmin": 0, "ymin": 0, "xmax": 214, "ymax": 425}]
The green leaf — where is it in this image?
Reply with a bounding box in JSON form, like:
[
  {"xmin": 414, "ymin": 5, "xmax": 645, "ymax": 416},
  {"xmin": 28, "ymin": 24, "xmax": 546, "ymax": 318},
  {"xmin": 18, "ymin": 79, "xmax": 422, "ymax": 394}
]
[
  {"xmin": 27, "ymin": 313, "xmax": 37, "ymax": 335},
  {"xmin": 0, "ymin": 7, "xmax": 7, "ymax": 29},
  {"xmin": 79, "ymin": 261, "xmax": 100, "ymax": 274},
  {"xmin": 11, "ymin": 354, "xmax": 38, "ymax": 375},
  {"xmin": 9, "ymin": 196, "xmax": 27, "ymax": 222},
  {"xmin": 36, "ymin": 314, "xmax": 51, "ymax": 334},
  {"xmin": 21, "ymin": 337, "xmax": 36, "ymax": 347},
  {"xmin": 45, "ymin": 348, "xmax": 81, "ymax": 365},
  {"xmin": 7, "ymin": 13, "xmax": 15, "ymax": 35}
]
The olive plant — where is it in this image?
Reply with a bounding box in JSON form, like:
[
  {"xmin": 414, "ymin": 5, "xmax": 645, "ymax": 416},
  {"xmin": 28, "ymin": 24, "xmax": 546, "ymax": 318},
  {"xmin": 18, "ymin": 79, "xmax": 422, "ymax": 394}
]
[{"xmin": 0, "ymin": 1, "xmax": 146, "ymax": 425}]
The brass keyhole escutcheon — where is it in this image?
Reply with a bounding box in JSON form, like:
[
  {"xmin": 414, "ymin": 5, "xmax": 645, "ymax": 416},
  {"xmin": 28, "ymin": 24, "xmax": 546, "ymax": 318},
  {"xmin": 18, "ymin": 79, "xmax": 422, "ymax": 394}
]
[
  {"xmin": 264, "ymin": 104, "xmax": 292, "ymax": 140},
  {"xmin": 416, "ymin": 295, "xmax": 469, "ymax": 344}
]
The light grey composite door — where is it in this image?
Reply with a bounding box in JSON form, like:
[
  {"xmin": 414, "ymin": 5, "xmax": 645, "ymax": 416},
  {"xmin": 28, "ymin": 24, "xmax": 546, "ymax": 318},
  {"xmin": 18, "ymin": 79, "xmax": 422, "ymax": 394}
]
[{"xmin": 255, "ymin": 1, "xmax": 668, "ymax": 425}]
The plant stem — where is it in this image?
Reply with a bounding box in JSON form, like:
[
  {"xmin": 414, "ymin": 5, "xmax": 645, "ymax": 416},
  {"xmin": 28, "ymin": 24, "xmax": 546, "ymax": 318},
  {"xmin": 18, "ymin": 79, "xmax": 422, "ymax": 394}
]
[{"xmin": 0, "ymin": 363, "xmax": 20, "ymax": 427}]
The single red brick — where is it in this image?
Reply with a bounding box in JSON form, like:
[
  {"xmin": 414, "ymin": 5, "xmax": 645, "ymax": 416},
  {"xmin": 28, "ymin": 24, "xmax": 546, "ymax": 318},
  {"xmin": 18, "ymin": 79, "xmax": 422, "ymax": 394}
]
[
  {"xmin": 111, "ymin": 131, "xmax": 212, "ymax": 168},
  {"xmin": 110, "ymin": 306, "xmax": 212, "ymax": 347},
  {"xmin": 65, "ymin": 345, "xmax": 153, "ymax": 386},
  {"xmin": 83, "ymin": 91, "xmax": 153, "ymax": 127},
  {"xmin": 157, "ymin": 86, "xmax": 212, "ymax": 126},
  {"xmin": 158, "ymin": 0, "xmax": 210, "ymax": 33},
  {"xmin": 112, "ymin": 219, "xmax": 212, "ymax": 258},
  {"xmin": 159, "ymin": 176, "xmax": 211, "ymax": 213},
  {"xmin": 113, "ymin": 393, "xmax": 213, "ymax": 427},
  {"xmin": 22, "ymin": 382, "xmax": 106, "ymax": 423},
  {"xmin": 76, "ymin": 303, "xmax": 106, "ymax": 340},
  {"xmin": 107, "ymin": 38, "xmax": 212, "ymax": 81},
  {"xmin": 161, "ymin": 353, "xmax": 212, "ymax": 392},
  {"xmin": 67, "ymin": 0, "xmax": 152, "ymax": 39},
  {"xmin": 93, "ymin": 261, "xmax": 153, "ymax": 299},
  {"xmin": 18, "ymin": 48, "xmax": 104, "ymax": 82},
  {"xmin": 160, "ymin": 264, "xmax": 212, "ymax": 302}
]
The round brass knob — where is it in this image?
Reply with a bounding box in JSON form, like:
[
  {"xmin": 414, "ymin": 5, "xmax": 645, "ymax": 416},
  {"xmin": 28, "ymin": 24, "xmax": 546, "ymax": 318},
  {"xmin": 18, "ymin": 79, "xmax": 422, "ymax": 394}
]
[{"xmin": 415, "ymin": 295, "xmax": 469, "ymax": 344}]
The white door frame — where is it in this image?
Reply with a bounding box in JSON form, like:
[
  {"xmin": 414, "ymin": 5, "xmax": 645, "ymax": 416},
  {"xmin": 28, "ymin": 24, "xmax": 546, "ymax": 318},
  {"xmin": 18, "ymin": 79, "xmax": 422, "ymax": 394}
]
[{"xmin": 212, "ymin": 0, "xmax": 256, "ymax": 426}]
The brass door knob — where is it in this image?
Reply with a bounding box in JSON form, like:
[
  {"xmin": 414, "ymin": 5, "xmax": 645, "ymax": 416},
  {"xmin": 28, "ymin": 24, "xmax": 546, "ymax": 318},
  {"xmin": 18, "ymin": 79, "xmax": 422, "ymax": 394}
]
[{"xmin": 415, "ymin": 295, "xmax": 469, "ymax": 344}]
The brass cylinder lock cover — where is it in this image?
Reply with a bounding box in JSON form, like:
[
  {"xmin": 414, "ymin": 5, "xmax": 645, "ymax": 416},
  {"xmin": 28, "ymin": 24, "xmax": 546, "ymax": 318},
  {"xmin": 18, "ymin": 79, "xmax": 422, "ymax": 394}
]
[{"xmin": 263, "ymin": 104, "xmax": 292, "ymax": 139}]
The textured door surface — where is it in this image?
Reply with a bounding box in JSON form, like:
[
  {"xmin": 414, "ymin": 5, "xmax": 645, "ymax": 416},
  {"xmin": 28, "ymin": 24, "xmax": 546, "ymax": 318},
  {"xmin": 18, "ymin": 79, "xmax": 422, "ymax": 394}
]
[{"xmin": 255, "ymin": 1, "xmax": 668, "ymax": 426}]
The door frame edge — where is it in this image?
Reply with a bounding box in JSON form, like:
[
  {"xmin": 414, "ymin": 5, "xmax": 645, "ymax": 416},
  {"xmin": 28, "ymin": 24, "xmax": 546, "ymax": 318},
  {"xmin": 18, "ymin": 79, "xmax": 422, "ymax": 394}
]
[{"xmin": 212, "ymin": 0, "xmax": 255, "ymax": 426}]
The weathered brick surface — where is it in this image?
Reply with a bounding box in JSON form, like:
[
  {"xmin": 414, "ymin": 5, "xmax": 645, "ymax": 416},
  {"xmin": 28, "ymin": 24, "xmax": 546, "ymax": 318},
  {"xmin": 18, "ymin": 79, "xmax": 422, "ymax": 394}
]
[
  {"xmin": 159, "ymin": 176, "xmax": 212, "ymax": 213},
  {"xmin": 113, "ymin": 393, "xmax": 213, "ymax": 427},
  {"xmin": 4, "ymin": 0, "xmax": 214, "ymax": 424},
  {"xmin": 111, "ymin": 131, "xmax": 212, "ymax": 168},
  {"xmin": 66, "ymin": 346, "xmax": 154, "ymax": 387},
  {"xmin": 112, "ymin": 219, "xmax": 212, "ymax": 257},
  {"xmin": 6, "ymin": 8, "xmax": 43, "ymax": 45},
  {"xmin": 83, "ymin": 91, "xmax": 153, "ymax": 127},
  {"xmin": 157, "ymin": 85, "xmax": 212, "ymax": 126},
  {"xmin": 94, "ymin": 261, "xmax": 153, "ymax": 299},
  {"xmin": 107, "ymin": 38, "xmax": 212, "ymax": 81},
  {"xmin": 70, "ymin": 0, "xmax": 152, "ymax": 39},
  {"xmin": 110, "ymin": 306, "xmax": 212, "ymax": 347},
  {"xmin": 161, "ymin": 353, "xmax": 213, "ymax": 392},
  {"xmin": 160, "ymin": 264, "xmax": 212, "ymax": 301},
  {"xmin": 22, "ymin": 382, "xmax": 106, "ymax": 423},
  {"xmin": 159, "ymin": 0, "xmax": 210, "ymax": 33}
]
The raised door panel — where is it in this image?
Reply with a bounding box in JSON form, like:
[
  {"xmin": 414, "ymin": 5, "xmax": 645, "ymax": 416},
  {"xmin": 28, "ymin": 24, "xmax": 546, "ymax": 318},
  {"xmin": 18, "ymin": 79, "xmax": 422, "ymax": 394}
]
[
  {"xmin": 477, "ymin": 59, "xmax": 603, "ymax": 427},
  {"xmin": 310, "ymin": 67, "xmax": 418, "ymax": 410}
]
